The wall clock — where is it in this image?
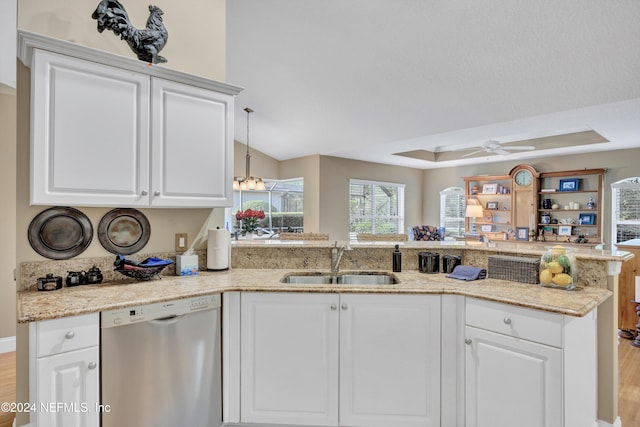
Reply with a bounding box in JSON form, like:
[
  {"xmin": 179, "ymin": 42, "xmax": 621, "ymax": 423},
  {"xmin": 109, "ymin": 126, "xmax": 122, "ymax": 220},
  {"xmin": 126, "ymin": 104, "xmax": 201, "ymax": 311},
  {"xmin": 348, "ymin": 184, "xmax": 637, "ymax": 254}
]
[{"xmin": 514, "ymin": 169, "xmax": 533, "ymax": 187}]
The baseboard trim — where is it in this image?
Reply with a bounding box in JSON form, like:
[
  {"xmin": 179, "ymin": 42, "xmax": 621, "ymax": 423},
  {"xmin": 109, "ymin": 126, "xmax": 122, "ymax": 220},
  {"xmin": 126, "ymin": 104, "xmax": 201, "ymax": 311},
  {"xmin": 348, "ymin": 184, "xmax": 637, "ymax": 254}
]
[
  {"xmin": 0, "ymin": 336, "xmax": 16, "ymax": 353},
  {"xmin": 598, "ymin": 417, "xmax": 622, "ymax": 427}
]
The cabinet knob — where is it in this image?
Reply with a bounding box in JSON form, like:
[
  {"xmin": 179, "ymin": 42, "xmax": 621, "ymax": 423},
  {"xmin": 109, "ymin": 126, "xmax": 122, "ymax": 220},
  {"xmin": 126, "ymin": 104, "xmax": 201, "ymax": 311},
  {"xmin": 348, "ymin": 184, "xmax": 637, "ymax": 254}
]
[
  {"xmin": 65, "ymin": 331, "xmax": 75, "ymax": 340},
  {"xmin": 330, "ymin": 304, "xmax": 338, "ymax": 311},
  {"xmin": 88, "ymin": 362, "xmax": 97, "ymax": 370},
  {"xmin": 141, "ymin": 190, "xmax": 148, "ymax": 196},
  {"xmin": 154, "ymin": 191, "xmax": 161, "ymax": 196},
  {"xmin": 341, "ymin": 303, "xmax": 348, "ymax": 310},
  {"xmin": 503, "ymin": 317, "xmax": 512, "ymax": 325},
  {"xmin": 465, "ymin": 338, "xmax": 472, "ymax": 345}
]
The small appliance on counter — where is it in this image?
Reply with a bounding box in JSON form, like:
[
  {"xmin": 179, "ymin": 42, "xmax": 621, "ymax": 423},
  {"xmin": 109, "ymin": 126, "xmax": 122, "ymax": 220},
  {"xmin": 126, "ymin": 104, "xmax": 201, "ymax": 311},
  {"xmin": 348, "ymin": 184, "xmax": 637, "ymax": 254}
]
[
  {"xmin": 442, "ymin": 255, "xmax": 462, "ymax": 274},
  {"xmin": 37, "ymin": 274, "xmax": 62, "ymax": 291},
  {"xmin": 86, "ymin": 265, "xmax": 103, "ymax": 284},
  {"xmin": 66, "ymin": 271, "xmax": 87, "ymax": 286},
  {"xmin": 418, "ymin": 252, "xmax": 440, "ymax": 273}
]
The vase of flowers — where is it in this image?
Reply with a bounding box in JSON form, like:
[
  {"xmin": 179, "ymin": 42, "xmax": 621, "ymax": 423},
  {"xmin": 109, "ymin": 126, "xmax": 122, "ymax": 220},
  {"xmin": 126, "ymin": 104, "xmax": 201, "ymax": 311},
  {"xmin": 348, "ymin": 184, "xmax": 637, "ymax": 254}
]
[{"xmin": 235, "ymin": 209, "xmax": 265, "ymax": 237}]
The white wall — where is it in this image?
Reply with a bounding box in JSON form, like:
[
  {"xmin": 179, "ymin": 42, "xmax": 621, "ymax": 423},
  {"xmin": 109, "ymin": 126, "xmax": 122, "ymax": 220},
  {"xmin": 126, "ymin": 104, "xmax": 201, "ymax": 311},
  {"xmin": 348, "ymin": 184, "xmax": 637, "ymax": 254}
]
[{"xmin": 0, "ymin": 93, "xmax": 16, "ymax": 340}]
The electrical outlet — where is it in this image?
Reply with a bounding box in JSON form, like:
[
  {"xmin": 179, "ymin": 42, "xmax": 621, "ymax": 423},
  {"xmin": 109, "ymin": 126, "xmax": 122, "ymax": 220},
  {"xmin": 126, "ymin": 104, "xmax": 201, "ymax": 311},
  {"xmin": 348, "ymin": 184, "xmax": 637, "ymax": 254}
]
[{"xmin": 175, "ymin": 233, "xmax": 188, "ymax": 252}]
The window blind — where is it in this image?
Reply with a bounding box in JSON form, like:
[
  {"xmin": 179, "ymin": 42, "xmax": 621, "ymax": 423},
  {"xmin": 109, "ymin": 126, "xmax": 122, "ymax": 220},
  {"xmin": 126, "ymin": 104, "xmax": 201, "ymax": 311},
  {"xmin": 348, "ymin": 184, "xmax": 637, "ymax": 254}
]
[
  {"xmin": 612, "ymin": 177, "xmax": 640, "ymax": 244},
  {"xmin": 440, "ymin": 187, "xmax": 465, "ymax": 237},
  {"xmin": 349, "ymin": 179, "xmax": 405, "ymax": 239}
]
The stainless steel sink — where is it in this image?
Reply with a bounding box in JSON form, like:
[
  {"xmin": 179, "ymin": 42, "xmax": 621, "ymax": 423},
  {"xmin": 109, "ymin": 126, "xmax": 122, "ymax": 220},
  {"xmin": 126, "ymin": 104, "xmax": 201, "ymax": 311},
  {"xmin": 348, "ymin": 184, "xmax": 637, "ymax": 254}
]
[
  {"xmin": 281, "ymin": 271, "xmax": 398, "ymax": 285},
  {"xmin": 280, "ymin": 273, "xmax": 337, "ymax": 284},
  {"xmin": 338, "ymin": 273, "xmax": 398, "ymax": 285}
]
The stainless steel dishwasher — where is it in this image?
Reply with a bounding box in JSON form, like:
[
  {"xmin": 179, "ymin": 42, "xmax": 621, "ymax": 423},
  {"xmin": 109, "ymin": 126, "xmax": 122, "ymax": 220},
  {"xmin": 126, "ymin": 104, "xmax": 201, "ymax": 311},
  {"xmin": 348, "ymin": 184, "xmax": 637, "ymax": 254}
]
[{"xmin": 101, "ymin": 294, "xmax": 221, "ymax": 427}]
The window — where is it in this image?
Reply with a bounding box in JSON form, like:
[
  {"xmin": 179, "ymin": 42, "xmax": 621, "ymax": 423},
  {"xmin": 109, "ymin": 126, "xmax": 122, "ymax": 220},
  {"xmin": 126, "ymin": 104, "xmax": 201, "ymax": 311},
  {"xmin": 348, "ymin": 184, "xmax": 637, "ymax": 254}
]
[
  {"xmin": 349, "ymin": 179, "xmax": 405, "ymax": 239},
  {"xmin": 440, "ymin": 187, "xmax": 465, "ymax": 237},
  {"xmin": 612, "ymin": 177, "xmax": 640, "ymax": 245},
  {"xmin": 231, "ymin": 178, "xmax": 304, "ymax": 234}
]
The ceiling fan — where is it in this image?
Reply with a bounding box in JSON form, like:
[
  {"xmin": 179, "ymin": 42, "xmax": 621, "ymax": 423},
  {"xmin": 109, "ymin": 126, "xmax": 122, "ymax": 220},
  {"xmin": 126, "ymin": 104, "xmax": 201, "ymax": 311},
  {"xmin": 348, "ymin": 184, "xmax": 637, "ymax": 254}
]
[{"xmin": 460, "ymin": 140, "xmax": 535, "ymax": 157}]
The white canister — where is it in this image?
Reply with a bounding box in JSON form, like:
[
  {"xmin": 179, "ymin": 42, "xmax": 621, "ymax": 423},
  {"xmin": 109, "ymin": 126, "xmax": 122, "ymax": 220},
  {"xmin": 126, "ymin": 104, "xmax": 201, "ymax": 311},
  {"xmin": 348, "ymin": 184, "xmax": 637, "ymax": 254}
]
[{"xmin": 572, "ymin": 202, "xmax": 580, "ymax": 210}]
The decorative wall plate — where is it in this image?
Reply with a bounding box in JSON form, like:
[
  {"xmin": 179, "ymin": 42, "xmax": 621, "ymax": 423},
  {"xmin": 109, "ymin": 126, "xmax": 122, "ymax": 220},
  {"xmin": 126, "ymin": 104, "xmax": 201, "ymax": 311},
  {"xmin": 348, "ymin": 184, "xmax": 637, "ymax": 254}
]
[
  {"xmin": 28, "ymin": 207, "xmax": 93, "ymax": 260},
  {"xmin": 98, "ymin": 208, "xmax": 151, "ymax": 255}
]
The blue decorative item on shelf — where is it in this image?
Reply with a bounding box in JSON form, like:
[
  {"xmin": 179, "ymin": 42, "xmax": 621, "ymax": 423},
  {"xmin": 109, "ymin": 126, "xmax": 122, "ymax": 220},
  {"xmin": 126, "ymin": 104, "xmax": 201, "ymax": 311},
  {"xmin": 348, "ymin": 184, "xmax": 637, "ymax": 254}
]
[{"xmin": 559, "ymin": 178, "xmax": 579, "ymax": 192}]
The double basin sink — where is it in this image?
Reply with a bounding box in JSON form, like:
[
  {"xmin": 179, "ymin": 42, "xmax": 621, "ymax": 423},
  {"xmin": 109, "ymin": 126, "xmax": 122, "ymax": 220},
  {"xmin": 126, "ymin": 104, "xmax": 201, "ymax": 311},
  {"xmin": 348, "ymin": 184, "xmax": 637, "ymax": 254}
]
[{"xmin": 281, "ymin": 271, "xmax": 398, "ymax": 285}]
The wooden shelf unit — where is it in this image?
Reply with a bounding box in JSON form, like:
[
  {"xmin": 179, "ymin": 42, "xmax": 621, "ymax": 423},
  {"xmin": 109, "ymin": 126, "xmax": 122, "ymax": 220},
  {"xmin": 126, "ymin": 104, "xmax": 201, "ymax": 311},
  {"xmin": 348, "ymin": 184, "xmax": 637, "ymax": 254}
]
[
  {"xmin": 537, "ymin": 169, "xmax": 606, "ymax": 245},
  {"xmin": 463, "ymin": 175, "xmax": 513, "ymax": 237}
]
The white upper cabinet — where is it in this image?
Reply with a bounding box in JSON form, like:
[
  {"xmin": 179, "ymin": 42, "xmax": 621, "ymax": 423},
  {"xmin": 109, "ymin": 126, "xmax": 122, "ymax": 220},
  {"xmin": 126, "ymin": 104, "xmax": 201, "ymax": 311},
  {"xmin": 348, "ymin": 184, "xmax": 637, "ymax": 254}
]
[
  {"xmin": 151, "ymin": 78, "xmax": 234, "ymax": 207},
  {"xmin": 19, "ymin": 30, "xmax": 242, "ymax": 208},
  {"xmin": 0, "ymin": 0, "xmax": 16, "ymax": 92},
  {"xmin": 30, "ymin": 50, "xmax": 151, "ymax": 207}
]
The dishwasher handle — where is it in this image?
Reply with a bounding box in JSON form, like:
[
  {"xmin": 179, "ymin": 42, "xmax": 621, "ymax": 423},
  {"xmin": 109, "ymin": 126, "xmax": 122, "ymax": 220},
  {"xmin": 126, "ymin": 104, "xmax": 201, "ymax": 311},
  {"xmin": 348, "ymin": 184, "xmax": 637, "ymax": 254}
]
[{"xmin": 149, "ymin": 314, "xmax": 184, "ymax": 324}]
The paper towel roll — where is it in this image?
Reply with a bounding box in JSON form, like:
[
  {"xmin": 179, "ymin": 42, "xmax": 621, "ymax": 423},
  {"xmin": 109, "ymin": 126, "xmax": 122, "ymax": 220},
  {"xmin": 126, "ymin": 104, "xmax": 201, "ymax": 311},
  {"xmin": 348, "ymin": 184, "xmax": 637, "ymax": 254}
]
[
  {"xmin": 635, "ymin": 276, "xmax": 640, "ymax": 302},
  {"xmin": 207, "ymin": 228, "xmax": 231, "ymax": 270}
]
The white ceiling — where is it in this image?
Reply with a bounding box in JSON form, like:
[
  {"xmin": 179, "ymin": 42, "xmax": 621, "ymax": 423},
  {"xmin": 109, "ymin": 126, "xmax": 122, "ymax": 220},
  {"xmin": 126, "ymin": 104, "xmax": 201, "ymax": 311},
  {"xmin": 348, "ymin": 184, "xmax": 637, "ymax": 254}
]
[{"xmin": 226, "ymin": 0, "xmax": 640, "ymax": 169}]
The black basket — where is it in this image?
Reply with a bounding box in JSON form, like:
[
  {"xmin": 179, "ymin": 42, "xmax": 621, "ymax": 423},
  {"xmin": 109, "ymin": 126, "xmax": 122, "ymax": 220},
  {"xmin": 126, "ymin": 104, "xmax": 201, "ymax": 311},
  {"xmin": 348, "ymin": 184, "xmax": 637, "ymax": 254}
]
[{"xmin": 115, "ymin": 264, "xmax": 168, "ymax": 280}]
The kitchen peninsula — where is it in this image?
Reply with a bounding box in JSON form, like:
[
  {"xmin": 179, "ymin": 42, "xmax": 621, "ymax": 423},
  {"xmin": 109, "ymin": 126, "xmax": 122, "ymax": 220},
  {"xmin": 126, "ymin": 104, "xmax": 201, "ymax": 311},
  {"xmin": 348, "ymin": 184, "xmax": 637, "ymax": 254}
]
[{"xmin": 17, "ymin": 241, "xmax": 631, "ymax": 427}]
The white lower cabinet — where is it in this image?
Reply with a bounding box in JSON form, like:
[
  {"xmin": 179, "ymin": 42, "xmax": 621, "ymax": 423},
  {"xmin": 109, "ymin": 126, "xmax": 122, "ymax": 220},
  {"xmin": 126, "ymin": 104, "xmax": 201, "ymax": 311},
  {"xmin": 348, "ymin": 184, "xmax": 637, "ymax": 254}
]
[
  {"xmin": 36, "ymin": 347, "xmax": 100, "ymax": 427},
  {"xmin": 464, "ymin": 297, "xmax": 598, "ymax": 427},
  {"xmin": 30, "ymin": 313, "xmax": 100, "ymax": 427},
  {"xmin": 464, "ymin": 327, "xmax": 562, "ymax": 427},
  {"xmin": 239, "ymin": 292, "xmax": 441, "ymax": 427}
]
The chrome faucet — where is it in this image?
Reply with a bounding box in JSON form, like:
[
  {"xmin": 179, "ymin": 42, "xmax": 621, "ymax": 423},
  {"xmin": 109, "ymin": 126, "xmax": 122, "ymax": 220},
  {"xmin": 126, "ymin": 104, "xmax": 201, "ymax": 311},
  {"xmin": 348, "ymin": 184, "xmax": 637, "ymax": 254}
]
[{"xmin": 331, "ymin": 241, "xmax": 352, "ymax": 272}]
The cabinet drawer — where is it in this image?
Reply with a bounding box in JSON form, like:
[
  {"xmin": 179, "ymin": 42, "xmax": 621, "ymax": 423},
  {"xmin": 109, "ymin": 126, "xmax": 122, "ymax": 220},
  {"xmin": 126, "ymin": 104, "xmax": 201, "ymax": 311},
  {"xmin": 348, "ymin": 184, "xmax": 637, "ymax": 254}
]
[
  {"xmin": 37, "ymin": 313, "xmax": 99, "ymax": 357},
  {"xmin": 465, "ymin": 298, "xmax": 562, "ymax": 347}
]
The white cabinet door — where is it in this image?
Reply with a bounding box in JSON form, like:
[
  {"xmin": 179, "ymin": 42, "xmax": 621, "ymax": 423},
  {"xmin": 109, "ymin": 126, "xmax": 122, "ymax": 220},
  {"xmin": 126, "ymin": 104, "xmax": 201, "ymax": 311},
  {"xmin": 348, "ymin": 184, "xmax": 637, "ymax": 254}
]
[
  {"xmin": 339, "ymin": 294, "xmax": 441, "ymax": 427},
  {"xmin": 465, "ymin": 326, "xmax": 562, "ymax": 427},
  {"xmin": 150, "ymin": 78, "xmax": 234, "ymax": 207},
  {"xmin": 36, "ymin": 346, "xmax": 100, "ymax": 427},
  {"xmin": 240, "ymin": 292, "xmax": 340, "ymax": 426},
  {"xmin": 31, "ymin": 50, "xmax": 150, "ymax": 206}
]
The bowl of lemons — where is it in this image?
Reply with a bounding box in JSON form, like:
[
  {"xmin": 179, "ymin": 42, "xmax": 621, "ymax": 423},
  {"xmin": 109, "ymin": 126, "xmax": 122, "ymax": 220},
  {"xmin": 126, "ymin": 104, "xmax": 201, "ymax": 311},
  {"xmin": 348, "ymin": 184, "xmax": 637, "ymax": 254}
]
[{"xmin": 539, "ymin": 245, "xmax": 577, "ymax": 290}]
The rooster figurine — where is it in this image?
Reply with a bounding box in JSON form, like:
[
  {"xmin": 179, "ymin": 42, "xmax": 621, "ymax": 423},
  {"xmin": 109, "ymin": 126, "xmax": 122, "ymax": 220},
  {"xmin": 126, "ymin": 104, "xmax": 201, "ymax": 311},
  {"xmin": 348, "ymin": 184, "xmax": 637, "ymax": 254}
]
[{"xmin": 92, "ymin": 0, "xmax": 168, "ymax": 64}]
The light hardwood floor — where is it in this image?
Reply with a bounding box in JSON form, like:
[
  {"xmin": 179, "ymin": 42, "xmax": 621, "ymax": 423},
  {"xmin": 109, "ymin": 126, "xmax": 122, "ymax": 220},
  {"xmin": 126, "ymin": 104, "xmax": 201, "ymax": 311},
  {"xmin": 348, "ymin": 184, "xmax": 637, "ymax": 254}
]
[
  {"xmin": 0, "ymin": 351, "xmax": 15, "ymax": 427},
  {"xmin": 0, "ymin": 343, "xmax": 638, "ymax": 426},
  {"xmin": 619, "ymin": 339, "xmax": 640, "ymax": 426}
]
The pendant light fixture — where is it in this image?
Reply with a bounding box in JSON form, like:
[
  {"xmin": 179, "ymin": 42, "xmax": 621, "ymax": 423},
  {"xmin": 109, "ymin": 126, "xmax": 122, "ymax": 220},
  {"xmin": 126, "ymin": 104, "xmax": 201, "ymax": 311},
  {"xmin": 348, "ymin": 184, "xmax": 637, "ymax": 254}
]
[{"xmin": 233, "ymin": 107, "xmax": 266, "ymax": 191}]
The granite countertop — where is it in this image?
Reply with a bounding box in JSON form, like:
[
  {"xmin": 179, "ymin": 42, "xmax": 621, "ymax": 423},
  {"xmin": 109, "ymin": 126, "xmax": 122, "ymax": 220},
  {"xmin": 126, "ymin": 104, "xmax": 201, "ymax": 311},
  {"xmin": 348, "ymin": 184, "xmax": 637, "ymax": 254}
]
[
  {"xmin": 232, "ymin": 239, "xmax": 635, "ymax": 261},
  {"xmin": 17, "ymin": 268, "xmax": 611, "ymax": 323}
]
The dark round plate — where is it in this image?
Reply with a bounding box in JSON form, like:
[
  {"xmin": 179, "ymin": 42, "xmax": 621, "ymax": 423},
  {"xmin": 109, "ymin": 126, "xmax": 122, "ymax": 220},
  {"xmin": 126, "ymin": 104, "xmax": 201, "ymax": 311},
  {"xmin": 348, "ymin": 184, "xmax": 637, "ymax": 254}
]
[
  {"xmin": 98, "ymin": 208, "xmax": 151, "ymax": 255},
  {"xmin": 28, "ymin": 207, "xmax": 93, "ymax": 260}
]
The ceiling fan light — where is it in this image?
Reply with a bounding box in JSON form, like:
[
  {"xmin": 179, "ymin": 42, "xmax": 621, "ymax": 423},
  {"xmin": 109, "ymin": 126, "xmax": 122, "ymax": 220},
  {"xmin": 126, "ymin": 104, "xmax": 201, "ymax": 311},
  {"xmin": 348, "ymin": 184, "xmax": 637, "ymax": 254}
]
[
  {"xmin": 233, "ymin": 179, "xmax": 241, "ymax": 191},
  {"xmin": 239, "ymin": 181, "xmax": 248, "ymax": 191},
  {"xmin": 256, "ymin": 179, "xmax": 266, "ymax": 191}
]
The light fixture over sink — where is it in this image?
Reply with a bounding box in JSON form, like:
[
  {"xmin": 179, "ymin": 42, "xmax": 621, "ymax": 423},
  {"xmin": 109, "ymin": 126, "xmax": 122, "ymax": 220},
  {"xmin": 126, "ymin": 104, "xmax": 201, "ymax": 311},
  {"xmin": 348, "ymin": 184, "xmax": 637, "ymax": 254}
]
[{"xmin": 233, "ymin": 107, "xmax": 266, "ymax": 191}]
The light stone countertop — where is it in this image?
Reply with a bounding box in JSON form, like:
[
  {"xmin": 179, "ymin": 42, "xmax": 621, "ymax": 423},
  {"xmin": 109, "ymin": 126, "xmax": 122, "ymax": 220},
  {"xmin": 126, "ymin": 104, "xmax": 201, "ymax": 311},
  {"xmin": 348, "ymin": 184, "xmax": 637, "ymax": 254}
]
[{"xmin": 17, "ymin": 268, "xmax": 611, "ymax": 323}]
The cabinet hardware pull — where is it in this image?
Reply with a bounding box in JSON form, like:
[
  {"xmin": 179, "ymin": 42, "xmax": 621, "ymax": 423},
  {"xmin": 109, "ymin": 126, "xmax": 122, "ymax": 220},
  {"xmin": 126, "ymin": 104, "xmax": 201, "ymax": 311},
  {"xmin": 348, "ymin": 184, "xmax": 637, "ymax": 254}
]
[
  {"xmin": 65, "ymin": 331, "xmax": 75, "ymax": 339},
  {"xmin": 341, "ymin": 303, "xmax": 348, "ymax": 310},
  {"xmin": 465, "ymin": 338, "xmax": 472, "ymax": 345},
  {"xmin": 503, "ymin": 317, "xmax": 512, "ymax": 325},
  {"xmin": 330, "ymin": 304, "xmax": 337, "ymax": 310},
  {"xmin": 141, "ymin": 190, "xmax": 148, "ymax": 196},
  {"xmin": 154, "ymin": 191, "xmax": 161, "ymax": 196},
  {"xmin": 88, "ymin": 362, "xmax": 97, "ymax": 370}
]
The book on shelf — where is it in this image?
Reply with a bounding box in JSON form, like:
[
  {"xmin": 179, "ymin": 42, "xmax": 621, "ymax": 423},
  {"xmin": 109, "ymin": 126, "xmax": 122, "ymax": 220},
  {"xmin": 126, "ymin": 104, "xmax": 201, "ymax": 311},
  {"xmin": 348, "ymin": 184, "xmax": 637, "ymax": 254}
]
[{"xmin": 541, "ymin": 188, "xmax": 557, "ymax": 192}]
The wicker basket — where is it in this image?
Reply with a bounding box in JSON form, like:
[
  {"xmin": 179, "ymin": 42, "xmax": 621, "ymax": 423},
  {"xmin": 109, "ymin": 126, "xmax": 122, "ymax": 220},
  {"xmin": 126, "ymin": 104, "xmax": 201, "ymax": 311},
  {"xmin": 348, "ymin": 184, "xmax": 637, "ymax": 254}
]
[{"xmin": 488, "ymin": 255, "xmax": 539, "ymax": 284}]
